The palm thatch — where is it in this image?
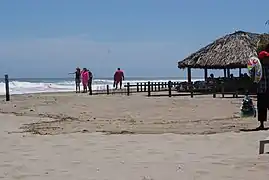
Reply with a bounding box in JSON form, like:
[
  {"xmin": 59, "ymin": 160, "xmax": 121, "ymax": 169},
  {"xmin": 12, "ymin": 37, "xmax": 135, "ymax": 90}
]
[{"xmin": 178, "ymin": 31, "xmax": 269, "ymax": 69}]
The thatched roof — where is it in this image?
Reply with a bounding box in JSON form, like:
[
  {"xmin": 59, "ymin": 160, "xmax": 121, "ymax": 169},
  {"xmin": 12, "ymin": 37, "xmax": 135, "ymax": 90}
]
[{"xmin": 178, "ymin": 31, "xmax": 269, "ymax": 69}]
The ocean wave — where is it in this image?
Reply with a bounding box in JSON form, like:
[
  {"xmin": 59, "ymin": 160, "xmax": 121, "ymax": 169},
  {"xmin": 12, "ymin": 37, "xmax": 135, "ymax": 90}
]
[{"xmin": 0, "ymin": 78, "xmax": 203, "ymax": 95}]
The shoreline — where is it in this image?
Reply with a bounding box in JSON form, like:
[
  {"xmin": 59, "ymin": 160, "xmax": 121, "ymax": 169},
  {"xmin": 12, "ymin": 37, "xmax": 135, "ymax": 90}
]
[
  {"xmin": 0, "ymin": 88, "xmax": 129, "ymax": 97},
  {"xmin": 0, "ymin": 78, "xmax": 204, "ymax": 97}
]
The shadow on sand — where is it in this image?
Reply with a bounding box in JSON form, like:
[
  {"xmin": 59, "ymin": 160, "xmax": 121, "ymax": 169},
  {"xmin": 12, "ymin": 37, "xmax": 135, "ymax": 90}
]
[{"xmin": 240, "ymin": 127, "xmax": 269, "ymax": 132}]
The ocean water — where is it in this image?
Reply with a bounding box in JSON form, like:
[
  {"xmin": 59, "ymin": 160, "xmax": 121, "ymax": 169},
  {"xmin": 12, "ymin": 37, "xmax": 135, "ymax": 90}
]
[{"xmin": 0, "ymin": 77, "xmax": 204, "ymax": 95}]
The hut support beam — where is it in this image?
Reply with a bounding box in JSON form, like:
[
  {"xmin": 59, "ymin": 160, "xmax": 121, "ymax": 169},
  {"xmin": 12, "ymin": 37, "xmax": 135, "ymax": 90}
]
[
  {"xmin": 239, "ymin": 68, "xmax": 241, "ymax": 76},
  {"xmin": 204, "ymin": 68, "xmax": 208, "ymax": 81},
  {"xmin": 224, "ymin": 69, "xmax": 227, "ymax": 78},
  {"xmin": 187, "ymin": 67, "xmax": 191, "ymax": 83},
  {"xmin": 227, "ymin": 69, "xmax": 230, "ymax": 78}
]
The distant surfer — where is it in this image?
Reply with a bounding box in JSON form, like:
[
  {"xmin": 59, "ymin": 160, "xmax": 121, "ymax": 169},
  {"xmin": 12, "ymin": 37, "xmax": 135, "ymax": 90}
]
[
  {"xmin": 69, "ymin": 67, "xmax": 81, "ymax": 93},
  {"xmin": 113, "ymin": 68, "xmax": 124, "ymax": 89},
  {"xmin": 255, "ymin": 43, "xmax": 269, "ymax": 130}
]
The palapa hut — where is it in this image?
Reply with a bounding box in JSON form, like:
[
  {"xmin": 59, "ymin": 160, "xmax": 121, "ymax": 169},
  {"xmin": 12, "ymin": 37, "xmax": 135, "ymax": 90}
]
[{"xmin": 178, "ymin": 31, "xmax": 269, "ymax": 82}]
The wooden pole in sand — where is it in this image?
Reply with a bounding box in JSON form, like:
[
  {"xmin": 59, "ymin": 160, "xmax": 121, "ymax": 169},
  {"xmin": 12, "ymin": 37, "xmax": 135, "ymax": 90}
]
[
  {"xmin": 221, "ymin": 82, "xmax": 225, "ymax": 98},
  {"xmin": 212, "ymin": 83, "xmax": 216, "ymax": 98},
  {"xmin": 147, "ymin": 81, "xmax": 151, "ymax": 96},
  {"xmin": 190, "ymin": 82, "xmax": 194, "ymax": 98},
  {"xmin": 5, "ymin": 74, "xmax": 10, "ymax": 101},
  {"xmin": 106, "ymin": 85, "xmax": 109, "ymax": 95},
  {"xmin": 168, "ymin": 81, "xmax": 172, "ymax": 97},
  {"xmin": 127, "ymin": 82, "xmax": 130, "ymax": 96}
]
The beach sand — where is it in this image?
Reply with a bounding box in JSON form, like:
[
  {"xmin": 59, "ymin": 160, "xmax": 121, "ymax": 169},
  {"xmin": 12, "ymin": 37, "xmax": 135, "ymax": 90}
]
[
  {"xmin": 0, "ymin": 93, "xmax": 269, "ymax": 179},
  {"xmin": 0, "ymin": 92, "xmax": 267, "ymax": 135}
]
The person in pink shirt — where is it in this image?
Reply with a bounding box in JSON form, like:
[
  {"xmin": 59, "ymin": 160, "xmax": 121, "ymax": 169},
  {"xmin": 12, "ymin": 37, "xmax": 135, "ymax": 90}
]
[
  {"xmin": 81, "ymin": 68, "xmax": 89, "ymax": 93},
  {"xmin": 113, "ymin": 68, "xmax": 124, "ymax": 89}
]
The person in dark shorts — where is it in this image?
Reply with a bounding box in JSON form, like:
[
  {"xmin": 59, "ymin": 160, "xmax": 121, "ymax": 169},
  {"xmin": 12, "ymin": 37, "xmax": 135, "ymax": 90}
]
[
  {"xmin": 69, "ymin": 67, "xmax": 81, "ymax": 93},
  {"xmin": 255, "ymin": 44, "xmax": 269, "ymax": 130},
  {"xmin": 88, "ymin": 69, "xmax": 93, "ymax": 95},
  {"xmin": 113, "ymin": 68, "xmax": 124, "ymax": 89}
]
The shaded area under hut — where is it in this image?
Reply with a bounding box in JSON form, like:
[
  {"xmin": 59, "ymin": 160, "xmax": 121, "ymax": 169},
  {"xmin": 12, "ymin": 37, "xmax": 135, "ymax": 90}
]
[{"xmin": 177, "ymin": 31, "xmax": 269, "ymax": 94}]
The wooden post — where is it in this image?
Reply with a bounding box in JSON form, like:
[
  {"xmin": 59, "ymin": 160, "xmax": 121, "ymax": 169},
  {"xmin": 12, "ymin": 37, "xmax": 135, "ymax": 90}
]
[
  {"xmin": 106, "ymin": 85, "xmax": 110, "ymax": 95},
  {"xmin": 168, "ymin": 81, "xmax": 172, "ymax": 97},
  {"xmin": 190, "ymin": 82, "xmax": 193, "ymax": 98},
  {"xmin": 5, "ymin": 74, "xmax": 10, "ymax": 101},
  {"xmin": 161, "ymin": 82, "xmax": 164, "ymax": 89},
  {"xmin": 147, "ymin": 81, "xmax": 151, "ymax": 96},
  {"xmin": 204, "ymin": 68, "xmax": 208, "ymax": 81},
  {"xmin": 227, "ymin": 68, "xmax": 230, "ymax": 78},
  {"xmin": 221, "ymin": 82, "xmax": 224, "ymax": 98},
  {"xmin": 224, "ymin": 69, "xmax": 227, "ymax": 78},
  {"xmin": 239, "ymin": 68, "xmax": 242, "ymax": 76},
  {"xmin": 157, "ymin": 82, "xmax": 161, "ymax": 91},
  {"xmin": 151, "ymin": 82, "xmax": 153, "ymax": 92},
  {"xmin": 144, "ymin": 82, "xmax": 146, "ymax": 92},
  {"xmin": 154, "ymin": 82, "xmax": 157, "ymax": 91},
  {"xmin": 140, "ymin": 83, "xmax": 143, "ymax": 92},
  {"xmin": 127, "ymin": 82, "xmax": 130, "ymax": 96},
  {"xmin": 213, "ymin": 83, "xmax": 216, "ymax": 98},
  {"xmin": 187, "ymin": 67, "xmax": 192, "ymax": 83},
  {"xmin": 137, "ymin": 83, "xmax": 139, "ymax": 92},
  {"xmin": 235, "ymin": 91, "xmax": 238, "ymax": 98}
]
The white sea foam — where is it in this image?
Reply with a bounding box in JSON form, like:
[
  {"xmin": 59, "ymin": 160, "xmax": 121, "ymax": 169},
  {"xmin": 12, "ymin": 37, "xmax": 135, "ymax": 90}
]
[{"xmin": 0, "ymin": 78, "xmax": 204, "ymax": 95}]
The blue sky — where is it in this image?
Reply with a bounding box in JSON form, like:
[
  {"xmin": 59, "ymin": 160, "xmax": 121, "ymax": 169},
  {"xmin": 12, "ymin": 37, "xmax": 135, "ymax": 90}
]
[{"xmin": 0, "ymin": 0, "xmax": 268, "ymax": 78}]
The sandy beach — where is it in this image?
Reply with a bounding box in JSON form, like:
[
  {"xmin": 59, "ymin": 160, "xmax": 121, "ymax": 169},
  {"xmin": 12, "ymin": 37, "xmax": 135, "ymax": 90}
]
[
  {"xmin": 0, "ymin": 92, "xmax": 267, "ymax": 135},
  {"xmin": 0, "ymin": 93, "xmax": 269, "ymax": 179}
]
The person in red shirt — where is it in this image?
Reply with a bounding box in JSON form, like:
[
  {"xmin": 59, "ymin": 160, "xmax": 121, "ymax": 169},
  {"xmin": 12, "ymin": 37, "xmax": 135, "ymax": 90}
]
[
  {"xmin": 256, "ymin": 43, "xmax": 269, "ymax": 130},
  {"xmin": 258, "ymin": 49, "xmax": 269, "ymax": 59},
  {"xmin": 113, "ymin": 68, "xmax": 124, "ymax": 89}
]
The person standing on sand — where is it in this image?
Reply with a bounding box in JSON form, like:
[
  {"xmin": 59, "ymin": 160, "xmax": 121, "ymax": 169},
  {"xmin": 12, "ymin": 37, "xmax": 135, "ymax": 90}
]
[
  {"xmin": 255, "ymin": 44, "xmax": 269, "ymax": 130},
  {"xmin": 113, "ymin": 68, "xmax": 124, "ymax": 89},
  {"xmin": 69, "ymin": 67, "xmax": 81, "ymax": 93},
  {"xmin": 81, "ymin": 68, "xmax": 89, "ymax": 93},
  {"xmin": 88, "ymin": 69, "xmax": 93, "ymax": 95}
]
